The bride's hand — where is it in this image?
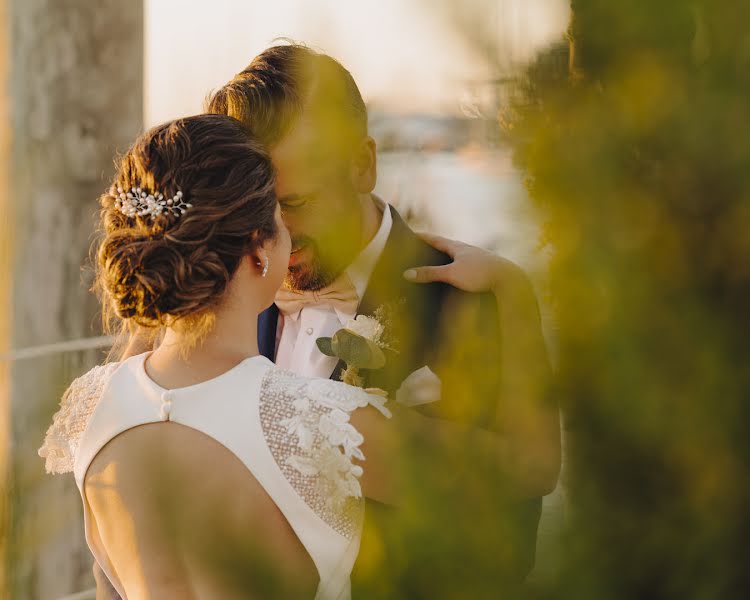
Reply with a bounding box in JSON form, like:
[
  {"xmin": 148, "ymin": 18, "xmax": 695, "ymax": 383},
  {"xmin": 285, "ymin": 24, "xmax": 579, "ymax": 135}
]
[{"xmin": 403, "ymin": 233, "xmax": 525, "ymax": 294}]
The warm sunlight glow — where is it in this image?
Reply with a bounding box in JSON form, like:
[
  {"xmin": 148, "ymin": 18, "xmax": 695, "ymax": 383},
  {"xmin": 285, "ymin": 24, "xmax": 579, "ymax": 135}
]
[{"xmin": 145, "ymin": 0, "xmax": 569, "ymax": 125}]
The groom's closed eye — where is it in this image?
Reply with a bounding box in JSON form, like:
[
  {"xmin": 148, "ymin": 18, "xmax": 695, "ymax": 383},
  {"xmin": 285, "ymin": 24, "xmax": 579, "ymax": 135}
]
[{"xmin": 279, "ymin": 194, "xmax": 310, "ymax": 211}]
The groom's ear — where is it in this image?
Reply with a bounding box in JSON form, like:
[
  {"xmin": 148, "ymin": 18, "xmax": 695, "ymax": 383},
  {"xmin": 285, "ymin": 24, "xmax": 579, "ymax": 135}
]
[{"xmin": 351, "ymin": 136, "xmax": 377, "ymax": 194}]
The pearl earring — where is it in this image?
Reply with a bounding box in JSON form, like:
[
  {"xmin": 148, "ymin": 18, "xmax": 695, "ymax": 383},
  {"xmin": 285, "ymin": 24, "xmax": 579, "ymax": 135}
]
[{"xmin": 262, "ymin": 257, "xmax": 269, "ymax": 278}]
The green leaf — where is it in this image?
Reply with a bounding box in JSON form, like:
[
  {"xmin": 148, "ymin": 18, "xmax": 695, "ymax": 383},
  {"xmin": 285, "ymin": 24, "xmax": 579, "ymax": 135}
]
[
  {"xmin": 331, "ymin": 329, "xmax": 386, "ymax": 370},
  {"xmin": 316, "ymin": 337, "xmax": 335, "ymax": 357}
]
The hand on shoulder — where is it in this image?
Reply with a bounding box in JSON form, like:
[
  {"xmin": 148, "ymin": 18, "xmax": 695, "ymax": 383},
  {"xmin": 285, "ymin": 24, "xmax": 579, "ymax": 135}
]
[{"xmin": 403, "ymin": 232, "xmax": 532, "ymax": 296}]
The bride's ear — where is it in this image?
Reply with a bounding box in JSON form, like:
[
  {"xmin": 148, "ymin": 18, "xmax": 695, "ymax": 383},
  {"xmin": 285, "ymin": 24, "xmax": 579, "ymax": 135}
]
[
  {"xmin": 250, "ymin": 248, "xmax": 270, "ymax": 278},
  {"xmin": 351, "ymin": 136, "xmax": 377, "ymax": 194}
]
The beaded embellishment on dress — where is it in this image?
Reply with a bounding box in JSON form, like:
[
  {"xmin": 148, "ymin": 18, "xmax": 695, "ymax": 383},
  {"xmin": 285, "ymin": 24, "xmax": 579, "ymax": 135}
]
[{"xmin": 259, "ymin": 368, "xmax": 391, "ymax": 538}]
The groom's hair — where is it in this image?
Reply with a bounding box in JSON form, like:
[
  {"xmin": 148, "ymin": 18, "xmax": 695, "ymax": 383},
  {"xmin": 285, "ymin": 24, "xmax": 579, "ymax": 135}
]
[{"xmin": 205, "ymin": 43, "xmax": 367, "ymax": 148}]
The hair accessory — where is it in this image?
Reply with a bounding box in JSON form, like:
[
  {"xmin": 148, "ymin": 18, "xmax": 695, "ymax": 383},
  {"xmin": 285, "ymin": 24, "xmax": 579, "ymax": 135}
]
[
  {"xmin": 115, "ymin": 186, "xmax": 192, "ymax": 219},
  {"xmin": 262, "ymin": 257, "xmax": 270, "ymax": 278}
]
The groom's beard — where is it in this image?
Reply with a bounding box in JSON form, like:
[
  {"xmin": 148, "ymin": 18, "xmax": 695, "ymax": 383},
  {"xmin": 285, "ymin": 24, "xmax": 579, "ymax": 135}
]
[{"xmin": 285, "ymin": 235, "xmax": 343, "ymax": 291}]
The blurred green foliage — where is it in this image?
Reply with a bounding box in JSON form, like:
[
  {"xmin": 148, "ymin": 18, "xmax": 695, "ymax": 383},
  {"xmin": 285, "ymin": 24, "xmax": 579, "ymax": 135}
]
[{"xmin": 509, "ymin": 1, "xmax": 750, "ymax": 597}]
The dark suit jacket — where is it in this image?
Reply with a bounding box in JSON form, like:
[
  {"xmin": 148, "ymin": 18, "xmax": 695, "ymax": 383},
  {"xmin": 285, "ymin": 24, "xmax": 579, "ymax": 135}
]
[{"xmin": 259, "ymin": 207, "xmax": 543, "ymax": 588}]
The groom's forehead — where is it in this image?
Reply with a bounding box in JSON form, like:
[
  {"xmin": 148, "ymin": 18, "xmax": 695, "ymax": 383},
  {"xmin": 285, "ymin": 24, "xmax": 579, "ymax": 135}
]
[
  {"xmin": 271, "ymin": 119, "xmax": 344, "ymax": 182},
  {"xmin": 271, "ymin": 150, "xmax": 334, "ymax": 200},
  {"xmin": 272, "ymin": 144, "xmax": 333, "ymax": 187}
]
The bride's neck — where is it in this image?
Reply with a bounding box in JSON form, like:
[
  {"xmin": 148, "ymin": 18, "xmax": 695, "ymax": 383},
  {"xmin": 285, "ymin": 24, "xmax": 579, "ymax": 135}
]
[{"xmin": 155, "ymin": 287, "xmax": 260, "ymax": 368}]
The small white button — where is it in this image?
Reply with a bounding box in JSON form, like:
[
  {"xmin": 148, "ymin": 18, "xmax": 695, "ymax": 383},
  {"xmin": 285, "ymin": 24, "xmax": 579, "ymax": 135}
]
[
  {"xmin": 160, "ymin": 402, "xmax": 172, "ymax": 421},
  {"xmin": 306, "ymin": 327, "xmax": 314, "ymax": 335},
  {"xmin": 160, "ymin": 391, "xmax": 174, "ymax": 421}
]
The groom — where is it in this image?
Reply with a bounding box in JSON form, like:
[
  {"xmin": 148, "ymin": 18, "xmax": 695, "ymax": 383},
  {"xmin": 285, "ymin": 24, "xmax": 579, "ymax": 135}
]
[{"xmin": 207, "ymin": 44, "xmax": 559, "ymax": 590}]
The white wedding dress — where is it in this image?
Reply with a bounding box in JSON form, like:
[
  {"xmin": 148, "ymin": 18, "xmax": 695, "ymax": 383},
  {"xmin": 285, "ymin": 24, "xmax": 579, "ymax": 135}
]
[{"xmin": 38, "ymin": 352, "xmax": 390, "ymax": 599}]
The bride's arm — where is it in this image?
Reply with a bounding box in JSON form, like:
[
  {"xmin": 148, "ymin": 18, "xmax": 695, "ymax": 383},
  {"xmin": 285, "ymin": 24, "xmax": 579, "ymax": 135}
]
[
  {"xmin": 354, "ymin": 398, "xmax": 558, "ymax": 504},
  {"xmin": 94, "ymin": 562, "xmax": 121, "ymax": 600},
  {"xmin": 400, "ymin": 233, "xmax": 561, "ymax": 498},
  {"xmin": 349, "ymin": 404, "xmax": 404, "ymax": 505}
]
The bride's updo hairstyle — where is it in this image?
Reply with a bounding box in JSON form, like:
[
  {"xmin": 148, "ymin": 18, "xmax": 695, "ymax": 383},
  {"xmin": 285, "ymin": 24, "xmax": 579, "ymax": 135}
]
[{"xmin": 95, "ymin": 114, "xmax": 277, "ymax": 338}]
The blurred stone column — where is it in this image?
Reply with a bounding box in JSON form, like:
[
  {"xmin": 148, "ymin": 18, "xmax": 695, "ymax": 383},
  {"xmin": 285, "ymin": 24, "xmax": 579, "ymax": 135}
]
[
  {"xmin": 1, "ymin": 1, "xmax": 143, "ymax": 597},
  {"xmin": 0, "ymin": 0, "xmax": 12, "ymax": 593}
]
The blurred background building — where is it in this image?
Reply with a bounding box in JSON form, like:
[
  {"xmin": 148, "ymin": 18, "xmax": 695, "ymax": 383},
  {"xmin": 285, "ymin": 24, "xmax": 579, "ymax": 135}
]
[{"xmin": 1, "ymin": 1, "xmax": 569, "ymax": 597}]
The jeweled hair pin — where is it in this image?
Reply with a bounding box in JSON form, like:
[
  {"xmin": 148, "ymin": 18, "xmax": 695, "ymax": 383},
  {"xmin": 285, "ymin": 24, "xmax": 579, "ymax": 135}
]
[{"xmin": 114, "ymin": 186, "xmax": 192, "ymax": 219}]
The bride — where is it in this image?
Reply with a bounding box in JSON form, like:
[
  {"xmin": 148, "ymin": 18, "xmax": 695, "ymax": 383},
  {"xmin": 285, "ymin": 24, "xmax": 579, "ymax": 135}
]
[{"xmin": 38, "ymin": 114, "xmax": 523, "ymax": 599}]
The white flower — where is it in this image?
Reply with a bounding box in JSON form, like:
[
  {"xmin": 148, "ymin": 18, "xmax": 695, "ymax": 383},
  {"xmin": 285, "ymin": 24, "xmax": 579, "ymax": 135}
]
[
  {"xmin": 308, "ymin": 380, "xmax": 370, "ymax": 412},
  {"xmin": 339, "ymin": 472, "xmax": 363, "ymax": 499},
  {"xmin": 292, "ymin": 397, "xmax": 310, "ymax": 412},
  {"xmin": 286, "ymin": 455, "xmax": 320, "ymax": 477},
  {"xmin": 343, "ymin": 438, "xmax": 365, "ymax": 461},
  {"xmin": 364, "ymin": 390, "xmax": 393, "ymax": 418},
  {"xmin": 280, "ymin": 413, "xmax": 315, "ymax": 451},
  {"xmin": 344, "ymin": 315, "xmax": 384, "ymax": 343},
  {"xmin": 318, "ymin": 410, "xmax": 365, "ymax": 451},
  {"xmin": 321, "ymin": 407, "xmax": 349, "ymax": 426}
]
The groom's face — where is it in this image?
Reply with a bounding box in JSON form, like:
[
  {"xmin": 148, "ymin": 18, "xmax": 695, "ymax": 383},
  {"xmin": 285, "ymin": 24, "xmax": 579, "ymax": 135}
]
[{"xmin": 271, "ymin": 113, "xmax": 364, "ymax": 292}]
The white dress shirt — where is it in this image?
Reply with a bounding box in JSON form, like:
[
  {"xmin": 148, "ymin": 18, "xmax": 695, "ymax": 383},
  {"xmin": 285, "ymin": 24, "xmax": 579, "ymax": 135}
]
[{"xmin": 275, "ymin": 198, "xmax": 393, "ymax": 378}]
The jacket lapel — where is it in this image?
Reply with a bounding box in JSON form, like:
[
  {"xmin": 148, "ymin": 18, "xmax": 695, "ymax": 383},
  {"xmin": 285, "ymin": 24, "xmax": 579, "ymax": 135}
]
[
  {"xmin": 257, "ymin": 303, "xmax": 279, "ymax": 362},
  {"xmin": 332, "ymin": 206, "xmax": 452, "ymax": 390}
]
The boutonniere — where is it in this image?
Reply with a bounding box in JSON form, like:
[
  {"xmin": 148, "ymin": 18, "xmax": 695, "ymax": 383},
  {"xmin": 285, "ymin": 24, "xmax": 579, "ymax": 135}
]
[{"xmin": 316, "ymin": 304, "xmax": 399, "ymax": 388}]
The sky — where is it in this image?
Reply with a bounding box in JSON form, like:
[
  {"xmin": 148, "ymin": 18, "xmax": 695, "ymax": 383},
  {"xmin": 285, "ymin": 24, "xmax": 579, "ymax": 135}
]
[{"xmin": 145, "ymin": 0, "xmax": 570, "ymax": 126}]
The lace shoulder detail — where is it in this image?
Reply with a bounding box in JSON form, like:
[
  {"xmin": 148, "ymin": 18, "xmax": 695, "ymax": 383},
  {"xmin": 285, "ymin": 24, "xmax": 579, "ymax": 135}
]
[
  {"xmin": 38, "ymin": 362, "xmax": 121, "ymax": 474},
  {"xmin": 259, "ymin": 369, "xmax": 391, "ymax": 538}
]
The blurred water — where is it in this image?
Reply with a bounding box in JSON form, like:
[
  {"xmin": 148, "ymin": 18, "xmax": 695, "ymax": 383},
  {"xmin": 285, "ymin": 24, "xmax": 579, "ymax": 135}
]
[{"xmin": 377, "ymin": 150, "xmax": 543, "ymax": 270}]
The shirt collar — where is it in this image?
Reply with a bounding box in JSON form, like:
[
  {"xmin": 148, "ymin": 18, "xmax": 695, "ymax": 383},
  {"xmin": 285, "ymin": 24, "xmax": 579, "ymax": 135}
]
[{"xmin": 345, "ymin": 194, "xmax": 392, "ymax": 301}]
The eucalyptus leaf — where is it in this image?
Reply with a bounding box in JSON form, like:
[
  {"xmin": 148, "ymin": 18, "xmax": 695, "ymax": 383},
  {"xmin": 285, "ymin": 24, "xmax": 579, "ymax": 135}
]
[
  {"xmin": 331, "ymin": 329, "xmax": 386, "ymax": 370},
  {"xmin": 316, "ymin": 337, "xmax": 335, "ymax": 357}
]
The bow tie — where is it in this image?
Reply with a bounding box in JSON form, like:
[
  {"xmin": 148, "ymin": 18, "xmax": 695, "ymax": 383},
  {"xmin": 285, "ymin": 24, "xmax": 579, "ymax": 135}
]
[{"xmin": 275, "ymin": 273, "xmax": 359, "ymax": 317}]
